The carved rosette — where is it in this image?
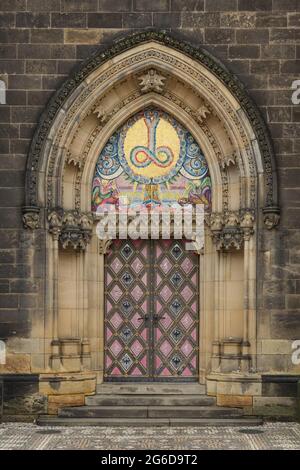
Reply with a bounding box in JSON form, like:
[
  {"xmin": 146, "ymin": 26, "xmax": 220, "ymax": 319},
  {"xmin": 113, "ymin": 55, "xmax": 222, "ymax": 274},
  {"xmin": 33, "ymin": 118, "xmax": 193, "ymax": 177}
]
[
  {"xmin": 138, "ymin": 69, "xmax": 166, "ymax": 93},
  {"xmin": 48, "ymin": 209, "xmax": 93, "ymax": 250},
  {"xmin": 22, "ymin": 206, "xmax": 40, "ymax": 230},
  {"xmin": 209, "ymin": 209, "xmax": 255, "ymax": 251}
]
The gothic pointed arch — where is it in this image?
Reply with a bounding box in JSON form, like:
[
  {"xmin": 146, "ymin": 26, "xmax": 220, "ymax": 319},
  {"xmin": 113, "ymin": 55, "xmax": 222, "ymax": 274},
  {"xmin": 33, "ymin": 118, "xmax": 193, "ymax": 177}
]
[
  {"xmin": 23, "ymin": 30, "xmax": 279, "ymax": 231},
  {"xmin": 20, "ymin": 30, "xmax": 281, "ymax": 390}
]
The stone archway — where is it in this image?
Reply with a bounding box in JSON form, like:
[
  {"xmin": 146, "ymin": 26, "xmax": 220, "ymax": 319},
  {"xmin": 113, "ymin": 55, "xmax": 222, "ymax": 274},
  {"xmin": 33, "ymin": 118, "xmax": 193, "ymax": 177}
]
[{"xmin": 22, "ymin": 31, "xmax": 280, "ymax": 409}]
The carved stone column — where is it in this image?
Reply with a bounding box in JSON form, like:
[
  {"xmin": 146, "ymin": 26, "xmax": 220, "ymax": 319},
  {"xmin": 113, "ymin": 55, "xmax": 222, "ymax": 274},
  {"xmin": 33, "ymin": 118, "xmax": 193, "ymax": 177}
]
[{"xmin": 48, "ymin": 210, "xmax": 63, "ymax": 370}]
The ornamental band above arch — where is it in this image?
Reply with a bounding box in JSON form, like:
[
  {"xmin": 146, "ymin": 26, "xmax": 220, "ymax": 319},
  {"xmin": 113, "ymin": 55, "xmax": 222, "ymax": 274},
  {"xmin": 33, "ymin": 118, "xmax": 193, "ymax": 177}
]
[{"xmin": 24, "ymin": 29, "xmax": 280, "ymax": 228}]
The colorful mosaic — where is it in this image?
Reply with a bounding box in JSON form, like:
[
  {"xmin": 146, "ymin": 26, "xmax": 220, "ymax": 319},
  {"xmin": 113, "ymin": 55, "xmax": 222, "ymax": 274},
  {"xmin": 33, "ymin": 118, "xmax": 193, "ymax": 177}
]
[
  {"xmin": 92, "ymin": 108, "xmax": 211, "ymax": 211},
  {"xmin": 104, "ymin": 239, "xmax": 199, "ymax": 380}
]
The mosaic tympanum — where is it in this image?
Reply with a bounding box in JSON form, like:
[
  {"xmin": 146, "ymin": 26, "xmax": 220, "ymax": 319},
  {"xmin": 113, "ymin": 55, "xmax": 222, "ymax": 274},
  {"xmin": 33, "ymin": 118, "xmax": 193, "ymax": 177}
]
[{"xmin": 92, "ymin": 108, "xmax": 211, "ymax": 211}]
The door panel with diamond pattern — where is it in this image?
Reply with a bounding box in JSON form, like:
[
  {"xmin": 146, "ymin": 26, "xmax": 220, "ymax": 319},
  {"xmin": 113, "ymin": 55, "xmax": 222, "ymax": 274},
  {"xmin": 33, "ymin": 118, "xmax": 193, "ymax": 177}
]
[
  {"xmin": 104, "ymin": 239, "xmax": 150, "ymax": 379},
  {"xmin": 104, "ymin": 239, "xmax": 199, "ymax": 381},
  {"xmin": 153, "ymin": 240, "xmax": 199, "ymax": 379}
]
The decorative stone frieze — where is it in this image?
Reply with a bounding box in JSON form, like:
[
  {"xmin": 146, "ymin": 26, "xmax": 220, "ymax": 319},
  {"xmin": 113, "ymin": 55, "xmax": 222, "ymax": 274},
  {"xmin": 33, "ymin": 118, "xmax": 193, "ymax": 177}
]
[
  {"xmin": 22, "ymin": 206, "xmax": 40, "ymax": 230},
  {"xmin": 48, "ymin": 209, "xmax": 93, "ymax": 250}
]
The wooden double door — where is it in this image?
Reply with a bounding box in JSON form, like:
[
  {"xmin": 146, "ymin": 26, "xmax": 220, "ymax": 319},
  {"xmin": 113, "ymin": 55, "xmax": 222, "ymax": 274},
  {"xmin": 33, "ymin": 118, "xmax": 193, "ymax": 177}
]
[{"xmin": 104, "ymin": 239, "xmax": 199, "ymax": 381}]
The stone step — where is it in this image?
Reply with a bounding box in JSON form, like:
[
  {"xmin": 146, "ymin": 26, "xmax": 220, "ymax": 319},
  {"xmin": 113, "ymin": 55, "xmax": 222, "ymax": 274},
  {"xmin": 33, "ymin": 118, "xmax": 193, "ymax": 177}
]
[
  {"xmin": 85, "ymin": 394, "xmax": 216, "ymax": 407},
  {"xmin": 96, "ymin": 383, "xmax": 205, "ymax": 395},
  {"xmin": 58, "ymin": 405, "xmax": 243, "ymax": 419},
  {"xmin": 36, "ymin": 415, "xmax": 263, "ymax": 427}
]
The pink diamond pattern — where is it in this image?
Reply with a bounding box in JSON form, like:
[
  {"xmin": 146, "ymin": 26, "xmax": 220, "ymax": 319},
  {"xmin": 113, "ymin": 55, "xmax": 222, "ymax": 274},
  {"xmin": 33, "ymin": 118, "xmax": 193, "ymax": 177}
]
[
  {"xmin": 110, "ymin": 312, "xmax": 122, "ymax": 329},
  {"xmin": 110, "ymin": 284, "xmax": 123, "ymax": 302},
  {"xmin": 130, "ymin": 339, "xmax": 143, "ymax": 357},
  {"xmin": 160, "ymin": 340, "xmax": 172, "ymax": 357},
  {"xmin": 180, "ymin": 313, "xmax": 193, "ymax": 329},
  {"xmin": 181, "ymin": 285, "xmax": 193, "ymax": 302},
  {"xmin": 131, "ymin": 284, "xmax": 144, "ymax": 301},
  {"xmin": 159, "ymin": 284, "xmax": 172, "ymax": 302},
  {"xmin": 130, "ymin": 312, "xmax": 141, "ymax": 329},
  {"xmin": 160, "ymin": 313, "xmax": 172, "ymax": 330},
  {"xmin": 131, "ymin": 257, "xmax": 143, "ymax": 274},
  {"xmin": 110, "ymin": 340, "xmax": 122, "ymax": 357},
  {"xmin": 181, "ymin": 257, "xmax": 193, "ymax": 274},
  {"xmin": 160, "ymin": 257, "xmax": 172, "ymax": 274},
  {"xmin": 181, "ymin": 340, "xmax": 193, "ymax": 357},
  {"xmin": 110, "ymin": 257, "xmax": 123, "ymax": 274}
]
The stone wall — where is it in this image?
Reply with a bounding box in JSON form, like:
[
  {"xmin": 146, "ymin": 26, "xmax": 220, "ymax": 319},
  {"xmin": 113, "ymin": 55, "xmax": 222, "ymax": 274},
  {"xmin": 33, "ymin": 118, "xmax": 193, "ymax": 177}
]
[{"xmin": 0, "ymin": 1, "xmax": 299, "ymax": 377}]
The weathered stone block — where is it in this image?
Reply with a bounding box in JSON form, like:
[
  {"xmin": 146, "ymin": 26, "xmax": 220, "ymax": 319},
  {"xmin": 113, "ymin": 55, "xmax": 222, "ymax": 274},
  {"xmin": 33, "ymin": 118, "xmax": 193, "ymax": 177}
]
[
  {"xmin": 31, "ymin": 29, "xmax": 64, "ymax": 44},
  {"xmin": 0, "ymin": 60, "xmax": 24, "ymax": 74},
  {"xmin": 154, "ymin": 13, "xmax": 181, "ymax": 28},
  {"xmin": 182, "ymin": 12, "xmax": 220, "ymax": 27},
  {"xmin": 289, "ymin": 13, "xmax": 300, "ymax": 27},
  {"xmin": 271, "ymin": 28, "xmax": 300, "ymax": 43},
  {"xmin": 205, "ymin": 28, "xmax": 234, "ymax": 44},
  {"xmin": 256, "ymin": 13, "xmax": 287, "ymax": 27},
  {"xmin": 134, "ymin": 0, "xmax": 169, "ymax": 11},
  {"xmin": 51, "ymin": 12, "xmax": 87, "ymax": 28},
  {"xmin": 236, "ymin": 29, "xmax": 269, "ymax": 44},
  {"xmin": 9, "ymin": 75, "xmax": 41, "ymax": 90},
  {"xmin": 217, "ymin": 394, "xmax": 253, "ymax": 408},
  {"xmin": 26, "ymin": 60, "xmax": 57, "ymax": 75},
  {"xmin": 64, "ymin": 29, "xmax": 103, "ymax": 44},
  {"xmin": 39, "ymin": 373, "xmax": 96, "ymax": 396},
  {"xmin": 221, "ymin": 12, "xmax": 255, "ymax": 27},
  {"xmin": 87, "ymin": 13, "xmax": 122, "ymax": 28},
  {"xmin": 62, "ymin": 0, "xmax": 98, "ymax": 12},
  {"xmin": 281, "ymin": 60, "xmax": 300, "ymax": 74},
  {"xmin": 0, "ymin": 13, "xmax": 15, "ymax": 28},
  {"xmin": 57, "ymin": 60, "xmax": 78, "ymax": 75},
  {"xmin": 273, "ymin": 0, "xmax": 298, "ymax": 10},
  {"xmin": 27, "ymin": 0, "xmax": 60, "ymax": 12},
  {"xmin": 0, "ymin": 355, "xmax": 31, "ymax": 374},
  {"xmin": 229, "ymin": 45, "xmax": 260, "ymax": 59},
  {"xmin": 48, "ymin": 393, "xmax": 85, "ymax": 414},
  {"xmin": 261, "ymin": 45, "xmax": 295, "ymax": 59},
  {"xmin": 205, "ymin": 0, "xmax": 237, "ymax": 11},
  {"xmin": 122, "ymin": 13, "xmax": 152, "ymax": 28},
  {"xmin": 171, "ymin": 0, "xmax": 204, "ymax": 11},
  {"xmin": 253, "ymin": 396, "xmax": 297, "ymax": 417},
  {"xmin": 27, "ymin": 91, "xmax": 53, "ymax": 106},
  {"xmin": 238, "ymin": 0, "xmax": 272, "ymax": 10},
  {"xmin": 1, "ymin": 0, "xmax": 26, "ymax": 10},
  {"xmin": 16, "ymin": 13, "xmax": 50, "ymax": 28}
]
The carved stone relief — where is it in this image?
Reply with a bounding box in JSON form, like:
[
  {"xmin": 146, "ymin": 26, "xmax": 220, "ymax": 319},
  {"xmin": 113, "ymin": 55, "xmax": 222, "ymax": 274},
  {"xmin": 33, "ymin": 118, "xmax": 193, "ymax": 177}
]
[{"xmin": 48, "ymin": 209, "xmax": 93, "ymax": 250}]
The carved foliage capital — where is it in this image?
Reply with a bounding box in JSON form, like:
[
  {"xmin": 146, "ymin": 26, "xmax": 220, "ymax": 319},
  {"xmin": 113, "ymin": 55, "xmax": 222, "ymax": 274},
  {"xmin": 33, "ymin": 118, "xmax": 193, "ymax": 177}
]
[
  {"xmin": 48, "ymin": 209, "xmax": 93, "ymax": 250},
  {"xmin": 209, "ymin": 209, "xmax": 255, "ymax": 251}
]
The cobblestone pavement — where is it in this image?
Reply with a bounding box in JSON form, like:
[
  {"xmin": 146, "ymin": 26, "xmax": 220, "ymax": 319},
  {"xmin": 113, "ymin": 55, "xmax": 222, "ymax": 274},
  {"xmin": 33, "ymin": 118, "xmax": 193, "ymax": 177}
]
[{"xmin": 0, "ymin": 422, "xmax": 300, "ymax": 450}]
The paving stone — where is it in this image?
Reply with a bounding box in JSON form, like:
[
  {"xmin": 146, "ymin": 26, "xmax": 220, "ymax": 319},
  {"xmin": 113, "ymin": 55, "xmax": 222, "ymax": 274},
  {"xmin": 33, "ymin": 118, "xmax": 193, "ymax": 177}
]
[{"xmin": 0, "ymin": 422, "xmax": 299, "ymax": 449}]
